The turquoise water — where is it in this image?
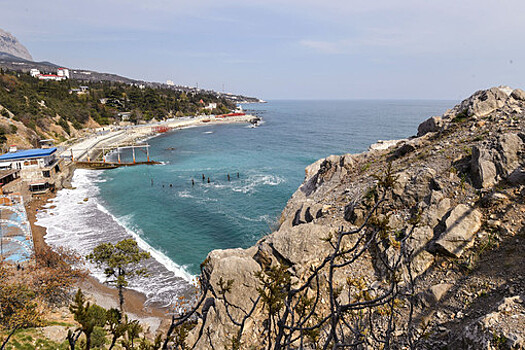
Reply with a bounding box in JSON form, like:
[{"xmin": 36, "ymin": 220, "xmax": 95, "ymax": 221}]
[
  {"xmin": 39, "ymin": 100, "xmax": 455, "ymax": 306},
  {"xmin": 98, "ymin": 100, "xmax": 453, "ymax": 274}
]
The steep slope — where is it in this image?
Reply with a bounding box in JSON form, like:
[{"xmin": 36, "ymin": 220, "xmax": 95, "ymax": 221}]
[
  {"xmin": 183, "ymin": 87, "xmax": 525, "ymax": 349},
  {"xmin": 0, "ymin": 29, "xmax": 33, "ymax": 61}
]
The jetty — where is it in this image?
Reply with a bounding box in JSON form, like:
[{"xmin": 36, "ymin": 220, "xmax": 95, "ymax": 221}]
[{"xmin": 71, "ymin": 143, "xmax": 158, "ymax": 169}]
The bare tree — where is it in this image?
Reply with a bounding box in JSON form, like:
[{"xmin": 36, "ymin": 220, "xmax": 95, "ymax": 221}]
[{"xmin": 161, "ymin": 163, "xmax": 424, "ymax": 349}]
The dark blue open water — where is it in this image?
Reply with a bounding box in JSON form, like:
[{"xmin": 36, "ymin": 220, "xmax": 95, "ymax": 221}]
[{"xmin": 38, "ymin": 100, "xmax": 454, "ymax": 306}]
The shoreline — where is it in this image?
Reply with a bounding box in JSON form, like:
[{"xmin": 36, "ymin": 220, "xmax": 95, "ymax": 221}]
[
  {"xmin": 27, "ymin": 192, "xmax": 171, "ymax": 333},
  {"xmin": 66, "ymin": 114, "xmax": 260, "ymax": 161},
  {"xmin": 24, "ymin": 114, "xmax": 260, "ymax": 333}
]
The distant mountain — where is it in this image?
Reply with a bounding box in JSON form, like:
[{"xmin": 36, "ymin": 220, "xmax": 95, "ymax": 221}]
[{"xmin": 0, "ymin": 29, "xmax": 33, "ymax": 61}]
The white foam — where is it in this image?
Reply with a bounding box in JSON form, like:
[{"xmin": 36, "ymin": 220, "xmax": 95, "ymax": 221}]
[
  {"xmin": 96, "ymin": 203, "xmax": 193, "ymax": 282},
  {"xmin": 36, "ymin": 169, "xmax": 194, "ymax": 306}
]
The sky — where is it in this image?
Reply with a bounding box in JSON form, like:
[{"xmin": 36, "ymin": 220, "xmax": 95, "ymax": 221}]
[{"xmin": 1, "ymin": 0, "xmax": 524, "ymax": 100}]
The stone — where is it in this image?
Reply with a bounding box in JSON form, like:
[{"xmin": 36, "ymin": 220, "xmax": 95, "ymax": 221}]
[
  {"xmin": 419, "ymin": 283, "xmax": 452, "ymax": 307},
  {"xmin": 417, "ymin": 116, "xmax": 443, "ymax": 136},
  {"xmin": 41, "ymin": 325, "xmax": 70, "ymax": 343},
  {"xmin": 268, "ymin": 224, "xmax": 336, "ymax": 265},
  {"xmin": 495, "ymin": 133, "xmax": 523, "ymax": 176},
  {"xmin": 471, "ymin": 146, "xmax": 497, "ymax": 189},
  {"xmin": 508, "ymin": 167, "xmax": 525, "ymax": 185},
  {"xmin": 434, "ymin": 204, "xmax": 483, "ymax": 257},
  {"xmin": 390, "ymin": 142, "xmax": 416, "ymax": 159},
  {"xmin": 511, "ymin": 88, "xmax": 525, "ymax": 101}
]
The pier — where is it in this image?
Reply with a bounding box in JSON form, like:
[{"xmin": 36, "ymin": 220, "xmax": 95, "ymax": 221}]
[{"xmin": 71, "ymin": 143, "xmax": 159, "ymax": 169}]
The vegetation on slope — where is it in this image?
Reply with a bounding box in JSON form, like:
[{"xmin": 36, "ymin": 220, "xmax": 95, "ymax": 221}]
[{"xmin": 0, "ymin": 68, "xmax": 235, "ymax": 147}]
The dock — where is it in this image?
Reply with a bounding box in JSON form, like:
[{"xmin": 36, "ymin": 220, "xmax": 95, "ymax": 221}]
[{"xmin": 75, "ymin": 160, "xmax": 160, "ymax": 169}]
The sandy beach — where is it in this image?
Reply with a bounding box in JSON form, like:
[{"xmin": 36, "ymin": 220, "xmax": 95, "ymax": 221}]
[
  {"xmin": 21, "ymin": 113, "xmax": 259, "ymax": 334},
  {"xmin": 27, "ymin": 192, "xmax": 172, "ymax": 334}
]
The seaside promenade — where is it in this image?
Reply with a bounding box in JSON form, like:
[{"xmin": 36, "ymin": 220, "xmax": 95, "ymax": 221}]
[{"xmin": 62, "ymin": 114, "xmax": 258, "ymax": 162}]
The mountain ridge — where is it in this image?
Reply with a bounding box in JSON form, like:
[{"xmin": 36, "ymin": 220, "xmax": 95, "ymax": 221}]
[{"xmin": 0, "ymin": 29, "xmax": 33, "ymax": 61}]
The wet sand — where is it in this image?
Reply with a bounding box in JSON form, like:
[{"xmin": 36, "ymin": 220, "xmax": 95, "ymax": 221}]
[{"xmin": 27, "ymin": 190, "xmax": 171, "ymax": 334}]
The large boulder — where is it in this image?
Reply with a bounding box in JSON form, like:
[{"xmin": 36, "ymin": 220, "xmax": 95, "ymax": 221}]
[
  {"xmin": 495, "ymin": 133, "xmax": 523, "ymax": 176},
  {"xmin": 471, "ymin": 133, "xmax": 524, "ymax": 189},
  {"xmin": 434, "ymin": 204, "xmax": 483, "ymax": 258},
  {"xmin": 471, "ymin": 146, "xmax": 498, "ymax": 188},
  {"xmin": 267, "ymin": 223, "xmax": 335, "ymax": 266},
  {"xmin": 417, "ymin": 116, "xmax": 443, "ymax": 136},
  {"xmin": 511, "ymin": 88, "xmax": 525, "ymax": 101},
  {"xmin": 468, "ymin": 88, "xmax": 506, "ymax": 117}
]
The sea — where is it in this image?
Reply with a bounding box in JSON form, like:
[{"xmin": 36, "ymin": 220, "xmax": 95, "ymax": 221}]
[{"xmin": 36, "ymin": 100, "xmax": 455, "ymax": 307}]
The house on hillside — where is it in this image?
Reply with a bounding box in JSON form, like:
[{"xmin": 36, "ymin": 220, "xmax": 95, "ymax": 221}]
[
  {"xmin": 30, "ymin": 67, "xmax": 69, "ymax": 81},
  {"xmin": 0, "ymin": 147, "xmax": 62, "ymax": 194}
]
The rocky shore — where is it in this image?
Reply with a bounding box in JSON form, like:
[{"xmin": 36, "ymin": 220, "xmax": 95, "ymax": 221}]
[{"xmin": 186, "ymin": 86, "xmax": 525, "ymax": 349}]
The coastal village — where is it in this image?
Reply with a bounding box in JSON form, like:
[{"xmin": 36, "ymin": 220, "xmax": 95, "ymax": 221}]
[
  {"xmin": 0, "ymin": 64, "xmax": 260, "ymax": 272},
  {"xmin": 1, "ymin": 12, "xmax": 525, "ymax": 349}
]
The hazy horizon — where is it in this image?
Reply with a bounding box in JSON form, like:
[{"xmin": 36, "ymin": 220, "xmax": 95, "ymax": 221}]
[{"xmin": 2, "ymin": 0, "xmax": 524, "ymax": 100}]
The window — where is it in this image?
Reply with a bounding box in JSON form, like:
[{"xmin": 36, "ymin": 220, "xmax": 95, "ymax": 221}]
[{"xmin": 42, "ymin": 170, "xmax": 50, "ymax": 178}]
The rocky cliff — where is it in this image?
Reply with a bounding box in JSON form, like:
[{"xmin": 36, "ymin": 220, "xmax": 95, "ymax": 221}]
[
  {"xmin": 0, "ymin": 29, "xmax": 33, "ymax": 61},
  {"xmin": 183, "ymin": 87, "xmax": 524, "ymax": 349}
]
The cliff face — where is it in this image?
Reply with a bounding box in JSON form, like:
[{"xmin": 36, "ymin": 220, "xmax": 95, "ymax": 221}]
[
  {"xmin": 0, "ymin": 29, "xmax": 33, "ymax": 61},
  {"xmin": 188, "ymin": 87, "xmax": 525, "ymax": 349}
]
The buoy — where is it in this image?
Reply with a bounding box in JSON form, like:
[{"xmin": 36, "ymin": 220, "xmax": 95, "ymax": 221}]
[{"xmin": 170, "ymin": 184, "xmax": 173, "ymax": 187}]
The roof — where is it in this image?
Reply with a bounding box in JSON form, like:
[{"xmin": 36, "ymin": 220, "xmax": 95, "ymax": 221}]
[{"xmin": 0, "ymin": 148, "xmax": 57, "ymax": 161}]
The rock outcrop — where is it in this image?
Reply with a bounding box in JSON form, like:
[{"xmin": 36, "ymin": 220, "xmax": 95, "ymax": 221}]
[
  {"xmin": 186, "ymin": 86, "xmax": 525, "ymax": 349},
  {"xmin": 433, "ymin": 204, "xmax": 483, "ymax": 258},
  {"xmin": 0, "ymin": 29, "xmax": 33, "ymax": 61}
]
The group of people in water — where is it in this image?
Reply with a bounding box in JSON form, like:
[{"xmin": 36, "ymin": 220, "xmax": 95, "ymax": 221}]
[{"xmin": 153, "ymin": 172, "xmax": 241, "ymax": 188}]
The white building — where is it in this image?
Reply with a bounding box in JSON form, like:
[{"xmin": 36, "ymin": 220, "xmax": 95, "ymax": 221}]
[
  {"xmin": 57, "ymin": 68, "xmax": 70, "ymax": 79},
  {"xmin": 205, "ymin": 103, "xmax": 217, "ymax": 110},
  {"xmin": 30, "ymin": 67, "xmax": 70, "ymax": 81},
  {"xmin": 30, "ymin": 69, "xmax": 41, "ymax": 78},
  {"xmin": 166, "ymin": 80, "xmax": 175, "ymax": 86}
]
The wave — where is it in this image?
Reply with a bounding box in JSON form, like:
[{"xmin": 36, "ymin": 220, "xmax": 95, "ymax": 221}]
[
  {"xmin": 36, "ymin": 169, "xmax": 195, "ymax": 307},
  {"xmin": 204, "ymin": 174, "xmax": 284, "ymax": 194}
]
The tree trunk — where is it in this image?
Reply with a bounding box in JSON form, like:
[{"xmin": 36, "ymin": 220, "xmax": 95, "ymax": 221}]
[
  {"xmin": 118, "ymin": 268, "xmax": 125, "ymax": 312},
  {"xmin": 108, "ymin": 334, "xmax": 118, "ymax": 350},
  {"xmin": 0, "ymin": 327, "xmax": 18, "ymax": 350},
  {"xmin": 85, "ymin": 331, "xmax": 92, "ymax": 350}
]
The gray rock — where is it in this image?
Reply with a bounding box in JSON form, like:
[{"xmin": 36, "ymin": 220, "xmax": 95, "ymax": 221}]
[
  {"xmin": 418, "ymin": 283, "xmax": 452, "ymax": 307},
  {"xmin": 422, "ymin": 190, "xmax": 452, "ymax": 228},
  {"xmin": 508, "ymin": 167, "xmax": 525, "ymax": 185},
  {"xmin": 434, "ymin": 204, "xmax": 482, "ymax": 257},
  {"xmin": 0, "ymin": 28, "xmax": 33, "ymax": 61},
  {"xmin": 417, "ymin": 116, "xmax": 443, "ymax": 136},
  {"xmin": 471, "ymin": 146, "xmax": 498, "ymax": 189},
  {"xmin": 495, "ymin": 133, "xmax": 523, "ymax": 176},
  {"xmin": 511, "ymin": 88, "xmax": 525, "ymax": 101}
]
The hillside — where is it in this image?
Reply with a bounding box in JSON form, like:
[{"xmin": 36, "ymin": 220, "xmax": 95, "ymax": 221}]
[
  {"xmin": 0, "ymin": 69, "xmax": 238, "ymax": 149},
  {"xmin": 0, "ymin": 54, "xmax": 262, "ymax": 104},
  {"xmin": 177, "ymin": 86, "xmax": 525, "ymax": 349}
]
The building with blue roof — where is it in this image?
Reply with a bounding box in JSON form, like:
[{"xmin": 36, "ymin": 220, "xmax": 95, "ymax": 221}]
[
  {"xmin": 0, "ymin": 146, "xmax": 61, "ymax": 194},
  {"xmin": 0, "ymin": 147, "xmax": 57, "ymax": 162}
]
